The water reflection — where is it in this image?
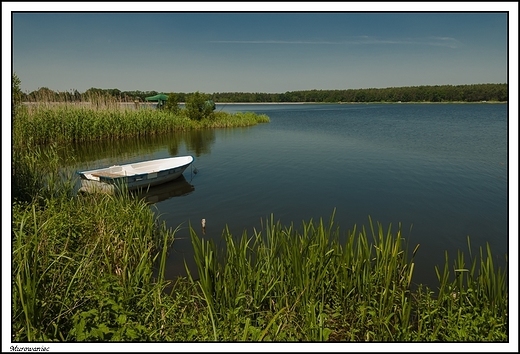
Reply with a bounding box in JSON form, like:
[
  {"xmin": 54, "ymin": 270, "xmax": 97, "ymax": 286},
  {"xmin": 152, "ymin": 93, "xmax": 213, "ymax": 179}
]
[
  {"xmin": 54, "ymin": 129, "xmax": 217, "ymax": 167},
  {"xmin": 165, "ymin": 129, "xmax": 216, "ymax": 157},
  {"xmin": 131, "ymin": 175, "xmax": 195, "ymax": 204}
]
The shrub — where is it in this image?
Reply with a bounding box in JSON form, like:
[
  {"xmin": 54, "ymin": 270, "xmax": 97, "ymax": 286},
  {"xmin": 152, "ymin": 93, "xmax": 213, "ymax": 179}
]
[{"xmin": 185, "ymin": 91, "xmax": 215, "ymax": 121}]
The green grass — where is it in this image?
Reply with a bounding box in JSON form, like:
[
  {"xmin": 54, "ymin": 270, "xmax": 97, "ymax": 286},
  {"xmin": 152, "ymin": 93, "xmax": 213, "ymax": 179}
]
[
  {"xmin": 12, "ymin": 191, "xmax": 181, "ymax": 341},
  {"xmin": 13, "ymin": 103, "xmax": 270, "ymax": 146},
  {"xmin": 12, "ymin": 144, "xmax": 177, "ymax": 341},
  {"xmin": 184, "ymin": 214, "xmax": 507, "ymax": 341}
]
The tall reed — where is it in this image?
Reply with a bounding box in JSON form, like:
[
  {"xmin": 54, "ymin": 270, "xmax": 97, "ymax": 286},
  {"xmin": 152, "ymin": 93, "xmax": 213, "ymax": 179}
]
[
  {"xmin": 13, "ymin": 103, "xmax": 270, "ymax": 146},
  {"xmin": 185, "ymin": 213, "xmax": 507, "ymax": 341},
  {"xmin": 11, "ymin": 144, "xmax": 178, "ymax": 341},
  {"xmin": 186, "ymin": 213, "xmax": 417, "ymax": 340},
  {"xmin": 412, "ymin": 236, "xmax": 509, "ymax": 341}
]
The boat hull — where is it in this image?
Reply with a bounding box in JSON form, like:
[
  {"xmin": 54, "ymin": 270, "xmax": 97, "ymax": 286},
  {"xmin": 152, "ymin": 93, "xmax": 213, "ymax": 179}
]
[{"xmin": 77, "ymin": 156, "xmax": 194, "ymax": 194}]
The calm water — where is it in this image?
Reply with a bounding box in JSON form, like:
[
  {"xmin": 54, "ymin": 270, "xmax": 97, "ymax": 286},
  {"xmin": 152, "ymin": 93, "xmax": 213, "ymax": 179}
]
[{"xmin": 73, "ymin": 103, "xmax": 509, "ymax": 288}]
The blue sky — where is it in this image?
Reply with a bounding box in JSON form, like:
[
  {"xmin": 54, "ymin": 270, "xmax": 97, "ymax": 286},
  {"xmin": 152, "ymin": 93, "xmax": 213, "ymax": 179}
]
[{"xmin": 5, "ymin": 3, "xmax": 516, "ymax": 94}]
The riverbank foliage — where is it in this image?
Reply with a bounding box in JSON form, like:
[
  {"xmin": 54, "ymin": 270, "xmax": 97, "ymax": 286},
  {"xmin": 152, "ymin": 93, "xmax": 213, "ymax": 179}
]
[
  {"xmin": 21, "ymin": 83, "xmax": 507, "ymax": 104},
  {"xmin": 12, "ymin": 101, "xmax": 269, "ymax": 146},
  {"xmin": 12, "ymin": 180, "xmax": 177, "ymax": 341},
  {"xmin": 11, "ymin": 75, "xmax": 508, "ymax": 342}
]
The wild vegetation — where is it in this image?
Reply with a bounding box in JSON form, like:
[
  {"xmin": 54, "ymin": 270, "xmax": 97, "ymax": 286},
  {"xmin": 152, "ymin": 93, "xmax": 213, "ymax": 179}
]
[
  {"xmin": 12, "ymin": 153, "xmax": 177, "ymax": 341},
  {"xmin": 20, "ymin": 83, "xmax": 507, "ymax": 104},
  {"xmin": 184, "ymin": 214, "xmax": 508, "ymax": 341},
  {"xmin": 11, "ymin": 74, "xmax": 508, "ymax": 342},
  {"xmin": 12, "ymin": 87, "xmax": 269, "ymax": 147}
]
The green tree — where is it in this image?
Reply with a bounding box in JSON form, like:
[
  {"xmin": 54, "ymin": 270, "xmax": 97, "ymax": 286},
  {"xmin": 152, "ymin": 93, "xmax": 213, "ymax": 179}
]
[
  {"xmin": 12, "ymin": 73, "xmax": 23, "ymax": 109},
  {"xmin": 185, "ymin": 91, "xmax": 215, "ymax": 121},
  {"xmin": 164, "ymin": 93, "xmax": 181, "ymax": 114}
]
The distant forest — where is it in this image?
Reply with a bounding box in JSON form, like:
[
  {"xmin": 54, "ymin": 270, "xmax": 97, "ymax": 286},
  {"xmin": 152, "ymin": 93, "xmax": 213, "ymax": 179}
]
[{"xmin": 22, "ymin": 83, "xmax": 507, "ymax": 103}]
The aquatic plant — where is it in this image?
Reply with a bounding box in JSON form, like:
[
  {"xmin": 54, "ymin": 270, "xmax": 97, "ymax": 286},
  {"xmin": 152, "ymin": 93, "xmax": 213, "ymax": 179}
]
[
  {"xmin": 13, "ymin": 102, "xmax": 270, "ymax": 146},
  {"xmin": 185, "ymin": 213, "xmax": 508, "ymax": 341}
]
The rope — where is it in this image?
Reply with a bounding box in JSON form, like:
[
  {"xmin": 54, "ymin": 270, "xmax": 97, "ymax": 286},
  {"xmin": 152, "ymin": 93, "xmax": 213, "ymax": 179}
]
[{"xmin": 190, "ymin": 163, "xmax": 198, "ymax": 183}]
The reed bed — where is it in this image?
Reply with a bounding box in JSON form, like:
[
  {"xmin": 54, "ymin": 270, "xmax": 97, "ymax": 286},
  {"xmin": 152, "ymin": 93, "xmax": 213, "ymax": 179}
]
[
  {"xmin": 13, "ymin": 103, "xmax": 270, "ymax": 146},
  {"xmin": 12, "ymin": 145, "xmax": 178, "ymax": 341},
  {"xmin": 12, "ymin": 186, "xmax": 180, "ymax": 341},
  {"xmin": 184, "ymin": 214, "xmax": 508, "ymax": 341}
]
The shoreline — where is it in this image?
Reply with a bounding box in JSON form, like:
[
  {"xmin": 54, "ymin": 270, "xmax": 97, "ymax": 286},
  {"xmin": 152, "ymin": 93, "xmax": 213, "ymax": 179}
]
[
  {"xmin": 22, "ymin": 101, "xmax": 507, "ymax": 106},
  {"xmin": 212, "ymin": 101, "xmax": 507, "ymax": 105}
]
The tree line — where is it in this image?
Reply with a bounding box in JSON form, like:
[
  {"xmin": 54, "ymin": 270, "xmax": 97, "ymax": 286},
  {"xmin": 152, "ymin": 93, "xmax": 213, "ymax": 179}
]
[{"xmin": 20, "ymin": 83, "xmax": 507, "ymax": 103}]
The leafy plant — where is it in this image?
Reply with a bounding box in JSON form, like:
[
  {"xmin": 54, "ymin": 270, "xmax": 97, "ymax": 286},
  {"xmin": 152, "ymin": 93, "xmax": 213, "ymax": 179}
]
[
  {"xmin": 12, "ymin": 73, "xmax": 23, "ymax": 109},
  {"xmin": 185, "ymin": 91, "xmax": 215, "ymax": 121},
  {"xmin": 164, "ymin": 92, "xmax": 181, "ymax": 114}
]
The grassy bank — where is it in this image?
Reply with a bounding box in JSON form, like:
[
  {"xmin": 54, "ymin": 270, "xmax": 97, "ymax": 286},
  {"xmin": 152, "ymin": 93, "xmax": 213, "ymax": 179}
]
[
  {"xmin": 12, "ymin": 102, "xmax": 269, "ymax": 146},
  {"xmin": 11, "ymin": 146, "xmax": 508, "ymax": 341},
  {"xmin": 185, "ymin": 214, "xmax": 507, "ymax": 341}
]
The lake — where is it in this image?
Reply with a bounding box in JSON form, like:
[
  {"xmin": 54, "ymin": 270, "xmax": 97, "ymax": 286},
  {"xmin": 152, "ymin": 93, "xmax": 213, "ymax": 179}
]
[{"xmin": 74, "ymin": 103, "xmax": 509, "ymax": 289}]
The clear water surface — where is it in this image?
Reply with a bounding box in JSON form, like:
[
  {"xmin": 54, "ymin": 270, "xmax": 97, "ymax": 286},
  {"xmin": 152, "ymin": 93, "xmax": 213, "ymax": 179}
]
[{"xmin": 73, "ymin": 103, "xmax": 509, "ymax": 288}]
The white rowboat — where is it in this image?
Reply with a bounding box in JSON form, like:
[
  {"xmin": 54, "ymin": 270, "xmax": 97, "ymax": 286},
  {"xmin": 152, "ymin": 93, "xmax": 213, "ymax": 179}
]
[{"xmin": 77, "ymin": 156, "xmax": 194, "ymax": 193}]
